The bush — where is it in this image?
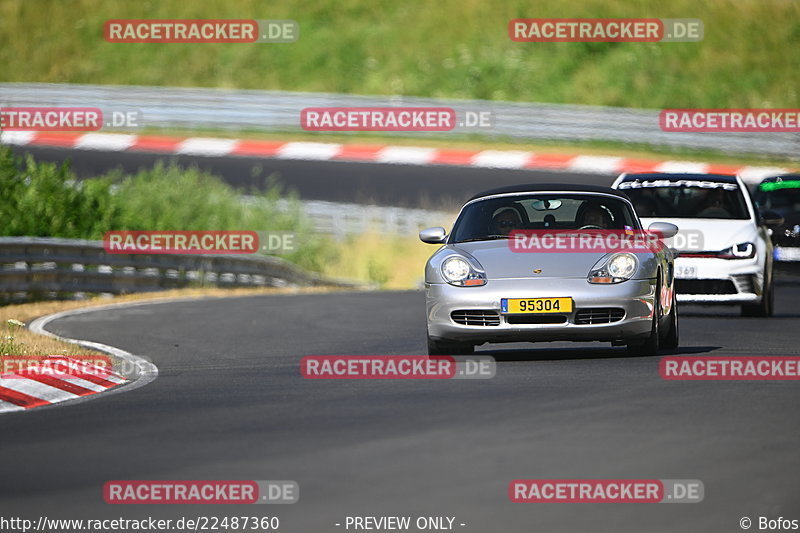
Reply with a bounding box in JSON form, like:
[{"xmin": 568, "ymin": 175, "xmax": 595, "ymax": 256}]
[
  {"xmin": 0, "ymin": 149, "xmax": 118, "ymax": 238},
  {"xmin": 0, "ymin": 146, "xmax": 337, "ymax": 272}
]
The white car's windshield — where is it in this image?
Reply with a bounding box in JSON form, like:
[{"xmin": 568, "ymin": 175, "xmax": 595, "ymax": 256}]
[{"xmin": 619, "ymin": 180, "xmax": 750, "ymax": 220}]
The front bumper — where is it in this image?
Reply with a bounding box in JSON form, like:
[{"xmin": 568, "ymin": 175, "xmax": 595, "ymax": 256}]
[
  {"xmin": 673, "ymin": 256, "xmax": 762, "ymax": 303},
  {"xmin": 426, "ymin": 277, "xmax": 656, "ymax": 345}
]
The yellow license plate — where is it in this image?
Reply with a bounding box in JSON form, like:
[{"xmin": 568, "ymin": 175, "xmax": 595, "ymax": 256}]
[{"xmin": 502, "ymin": 297, "xmax": 573, "ymax": 314}]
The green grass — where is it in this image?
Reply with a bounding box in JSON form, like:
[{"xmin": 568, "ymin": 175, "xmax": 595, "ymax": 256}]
[
  {"xmin": 0, "ymin": 0, "xmax": 797, "ymax": 109},
  {"xmin": 321, "ymin": 231, "xmax": 456, "ymax": 290},
  {"xmin": 0, "ymin": 319, "xmax": 25, "ymax": 356}
]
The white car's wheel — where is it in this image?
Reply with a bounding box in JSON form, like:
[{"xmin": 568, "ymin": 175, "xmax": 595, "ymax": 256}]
[{"xmin": 742, "ymin": 267, "xmax": 774, "ymax": 317}]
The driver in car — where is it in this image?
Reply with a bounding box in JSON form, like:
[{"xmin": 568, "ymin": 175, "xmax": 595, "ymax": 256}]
[{"xmin": 490, "ymin": 208, "xmax": 523, "ymax": 236}]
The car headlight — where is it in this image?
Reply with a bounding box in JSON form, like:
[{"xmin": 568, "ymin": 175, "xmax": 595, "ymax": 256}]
[
  {"xmin": 441, "ymin": 255, "xmax": 487, "ymax": 286},
  {"xmin": 588, "ymin": 253, "xmax": 638, "ymax": 284},
  {"xmin": 717, "ymin": 242, "xmax": 755, "ymax": 259}
]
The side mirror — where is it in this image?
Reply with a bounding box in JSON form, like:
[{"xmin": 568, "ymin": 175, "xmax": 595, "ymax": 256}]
[
  {"xmin": 648, "ymin": 222, "xmax": 679, "ymax": 239},
  {"xmin": 419, "ymin": 227, "xmax": 447, "ymax": 244},
  {"xmin": 761, "ymin": 210, "xmax": 785, "ymax": 229}
]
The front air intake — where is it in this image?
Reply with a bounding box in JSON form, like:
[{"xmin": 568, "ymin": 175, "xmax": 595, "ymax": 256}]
[{"xmin": 451, "ymin": 310, "xmax": 501, "ymax": 326}]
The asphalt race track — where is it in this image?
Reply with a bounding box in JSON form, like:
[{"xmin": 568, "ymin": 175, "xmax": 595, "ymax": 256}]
[
  {"xmin": 10, "ymin": 145, "xmax": 607, "ymax": 209},
  {"xmin": 1, "ymin": 283, "xmax": 799, "ymax": 532},
  {"xmin": 2, "ymin": 145, "xmax": 799, "ymax": 531}
]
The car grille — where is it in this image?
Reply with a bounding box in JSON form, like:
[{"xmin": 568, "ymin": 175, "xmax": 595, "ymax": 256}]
[
  {"xmin": 505, "ymin": 315, "xmax": 568, "ymax": 325},
  {"xmin": 451, "ymin": 310, "xmax": 501, "ymax": 326},
  {"xmin": 676, "ymin": 279, "xmax": 738, "ymax": 295},
  {"xmin": 574, "ymin": 308, "xmax": 625, "ymax": 325}
]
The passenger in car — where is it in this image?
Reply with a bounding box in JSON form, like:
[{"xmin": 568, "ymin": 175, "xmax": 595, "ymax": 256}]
[
  {"xmin": 578, "ymin": 204, "xmax": 614, "ymax": 229},
  {"xmin": 698, "ymin": 189, "xmax": 732, "ymax": 218}
]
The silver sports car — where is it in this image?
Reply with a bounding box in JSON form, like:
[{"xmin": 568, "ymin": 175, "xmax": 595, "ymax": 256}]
[{"xmin": 420, "ymin": 184, "xmax": 679, "ymax": 356}]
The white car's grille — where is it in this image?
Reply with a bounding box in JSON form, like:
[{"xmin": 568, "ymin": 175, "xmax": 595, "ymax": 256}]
[{"xmin": 731, "ymin": 274, "xmax": 756, "ymax": 294}]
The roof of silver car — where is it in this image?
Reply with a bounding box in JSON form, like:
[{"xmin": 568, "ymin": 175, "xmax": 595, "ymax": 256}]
[{"xmin": 468, "ymin": 183, "xmax": 631, "ymax": 202}]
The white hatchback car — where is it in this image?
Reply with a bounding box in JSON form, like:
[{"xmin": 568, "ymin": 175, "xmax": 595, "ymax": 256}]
[{"xmin": 612, "ymin": 173, "xmax": 783, "ymax": 317}]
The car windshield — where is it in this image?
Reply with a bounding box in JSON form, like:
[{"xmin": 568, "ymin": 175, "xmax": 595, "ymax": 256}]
[
  {"xmin": 449, "ymin": 194, "xmax": 639, "ymax": 243},
  {"xmin": 618, "ymin": 179, "xmax": 750, "ymax": 219},
  {"xmin": 756, "ymin": 183, "xmax": 800, "ymax": 213}
]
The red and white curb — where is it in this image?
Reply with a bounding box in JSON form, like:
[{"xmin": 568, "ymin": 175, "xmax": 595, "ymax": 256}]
[
  {"xmin": 0, "ymin": 355, "xmax": 128, "ymax": 412},
  {"xmin": 1, "ymin": 131, "xmax": 794, "ymax": 185},
  {"xmin": 0, "ymin": 304, "xmax": 159, "ymax": 413}
]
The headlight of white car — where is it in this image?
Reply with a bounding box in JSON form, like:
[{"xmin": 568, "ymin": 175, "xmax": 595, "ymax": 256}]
[
  {"xmin": 717, "ymin": 242, "xmax": 756, "ymax": 259},
  {"xmin": 588, "ymin": 253, "xmax": 638, "ymax": 284},
  {"xmin": 441, "ymin": 255, "xmax": 487, "ymax": 286}
]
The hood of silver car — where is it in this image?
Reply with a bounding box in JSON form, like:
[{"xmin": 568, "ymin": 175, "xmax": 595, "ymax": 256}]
[{"xmin": 450, "ymin": 240, "xmax": 608, "ymax": 279}]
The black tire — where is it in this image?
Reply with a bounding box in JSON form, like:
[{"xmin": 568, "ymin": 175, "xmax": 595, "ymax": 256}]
[
  {"xmin": 427, "ymin": 335, "xmax": 475, "ymax": 356},
  {"xmin": 741, "ymin": 268, "xmax": 774, "ymax": 317},
  {"xmin": 627, "ymin": 280, "xmax": 661, "ymax": 356},
  {"xmin": 660, "ymin": 290, "xmax": 679, "ymax": 350}
]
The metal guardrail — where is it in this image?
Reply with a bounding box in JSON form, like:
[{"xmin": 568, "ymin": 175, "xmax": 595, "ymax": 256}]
[
  {"xmin": 297, "ymin": 200, "xmax": 453, "ymax": 238},
  {"xmin": 1, "ymin": 83, "xmax": 797, "ymax": 158},
  {"xmin": 0, "ymin": 237, "xmax": 359, "ymax": 302},
  {"xmin": 242, "ymin": 197, "xmax": 453, "ymax": 237}
]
